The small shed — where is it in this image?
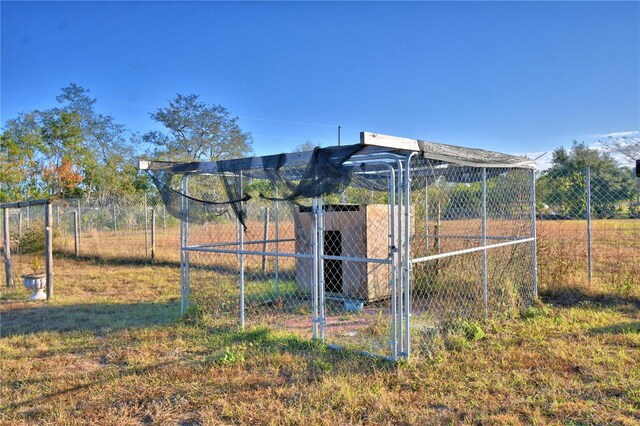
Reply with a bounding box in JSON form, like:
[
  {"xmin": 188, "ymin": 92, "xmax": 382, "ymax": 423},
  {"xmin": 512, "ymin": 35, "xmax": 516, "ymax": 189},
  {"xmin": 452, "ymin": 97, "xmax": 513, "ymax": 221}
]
[{"xmin": 295, "ymin": 204, "xmax": 412, "ymax": 302}]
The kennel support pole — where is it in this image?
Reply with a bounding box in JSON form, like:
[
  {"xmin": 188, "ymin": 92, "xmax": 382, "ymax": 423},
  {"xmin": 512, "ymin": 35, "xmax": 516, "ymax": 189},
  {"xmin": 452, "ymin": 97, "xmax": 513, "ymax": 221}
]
[
  {"xmin": 396, "ymin": 160, "xmax": 404, "ymax": 356},
  {"xmin": 391, "ymin": 158, "xmax": 405, "ymax": 357},
  {"xmin": 239, "ymin": 172, "xmax": 245, "ymax": 329},
  {"xmin": 185, "ymin": 177, "xmax": 191, "ymax": 310},
  {"xmin": 424, "ymin": 180, "xmax": 429, "ymax": 255},
  {"xmin": 586, "ymin": 167, "xmax": 592, "ymax": 287},
  {"xmin": 482, "ymin": 167, "xmax": 488, "ymax": 319},
  {"xmin": 404, "ymin": 153, "xmax": 416, "ymax": 360},
  {"xmin": 311, "ymin": 198, "xmax": 319, "ymax": 339},
  {"xmin": 274, "ymin": 188, "xmax": 279, "ymax": 296},
  {"xmin": 18, "ymin": 212, "xmax": 23, "ymax": 239},
  {"xmin": 261, "ymin": 207, "xmax": 269, "ymax": 273},
  {"xmin": 179, "ymin": 177, "xmax": 186, "ymax": 315},
  {"xmin": 531, "ymin": 169, "xmax": 538, "ymax": 299},
  {"xmin": 45, "ymin": 201, "xmax": 53, "ymax": 300},
  {"xmin": 3, "ymin": 208, "xmax": 11, "ymax": 288},
  {"xmin": 151, "ymin": 207, "xmax": 156, "ymax": 263},
  {"xmin": 318, "ymin": 197, "xmax": 325, "ymax": 341},
  {"xmin": 144, "ymin": 194, "xmax": 149, "ymax": 257},
  {"xmin": 382, "ymin": 162, "xmax": 397, "ymax": 360}
]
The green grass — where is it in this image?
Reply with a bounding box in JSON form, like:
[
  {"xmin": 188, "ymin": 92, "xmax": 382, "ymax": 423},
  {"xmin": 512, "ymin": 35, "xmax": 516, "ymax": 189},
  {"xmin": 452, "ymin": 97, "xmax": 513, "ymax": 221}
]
[{"xmin": 1, "ymin": 257, "xmax": 639, "ymax": 425}]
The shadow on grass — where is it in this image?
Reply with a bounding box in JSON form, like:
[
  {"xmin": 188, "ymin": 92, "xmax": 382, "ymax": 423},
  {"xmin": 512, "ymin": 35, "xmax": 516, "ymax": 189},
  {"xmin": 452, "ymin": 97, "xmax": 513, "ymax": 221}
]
[
  {"xmin": 591, "ymin": 322, "xmax": 640, "ymax": 335},
  {"xmin": 3, "ymin": 325, "xmax": 397, "ymax": 414},
  {"xmin": 0, "ymin": 301, "xmax": 180, "ymax": 337},
  {"xmin": 540, "ymin": 287, "xmax": 640, "ymax": 310},
  {"xmin": 1, "ymin": 360, "xmax": 179, "ymax": 413},
  {"xmin": 226, "ymin": 326, "xmax": 399, "ymax": 371}
]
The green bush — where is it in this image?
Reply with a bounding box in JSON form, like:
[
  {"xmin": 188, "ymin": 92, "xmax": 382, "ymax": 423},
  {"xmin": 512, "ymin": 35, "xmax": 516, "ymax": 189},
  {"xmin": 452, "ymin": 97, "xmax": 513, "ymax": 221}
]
[
  {"xmin": 460, "ymin": 321, "xmax": 485, "ymax": 341},
  {"xmin": 17, "ymin": 229, "xmax": 46, "ymax": 254}
]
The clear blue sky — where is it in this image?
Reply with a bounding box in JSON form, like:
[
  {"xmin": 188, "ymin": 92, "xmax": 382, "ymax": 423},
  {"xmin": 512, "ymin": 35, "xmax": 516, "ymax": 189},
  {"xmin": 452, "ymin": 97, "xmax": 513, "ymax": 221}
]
[{"xmin": 2, "ymin": 1, "xmax": 639, "ymax": 161}]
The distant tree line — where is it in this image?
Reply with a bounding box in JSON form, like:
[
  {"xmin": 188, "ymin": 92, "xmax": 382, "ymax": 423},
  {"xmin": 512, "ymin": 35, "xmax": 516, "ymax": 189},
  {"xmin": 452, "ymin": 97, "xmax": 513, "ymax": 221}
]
[
  {"xmin": 536, "ymin": 142, "xmax": 638, "ymax": 218},
  {"xmin": 0, "ymin": 84, "xmax": 253, "ymax": 202},
  {"xmin": 2, "ymin": 84, "xmax": 637, "ymax": 218}
]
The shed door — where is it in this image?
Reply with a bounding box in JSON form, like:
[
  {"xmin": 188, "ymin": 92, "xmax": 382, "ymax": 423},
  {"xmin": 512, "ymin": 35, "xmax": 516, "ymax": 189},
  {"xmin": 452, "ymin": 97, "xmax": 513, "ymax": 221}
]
[{"xmin": 324, "ymin": 230, "xmax": 343, "ymax": 294}]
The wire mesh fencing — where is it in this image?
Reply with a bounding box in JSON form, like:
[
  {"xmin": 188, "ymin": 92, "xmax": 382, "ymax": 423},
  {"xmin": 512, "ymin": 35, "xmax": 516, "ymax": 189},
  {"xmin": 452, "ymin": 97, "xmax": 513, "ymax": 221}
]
[
  {"xmin": 536, "ymin": 167, "xmax": 640, "ymax": 297},
  {"xmin": 167, "ymin": 149, "xmax": 538, "ymax": 362},
  {"xmin": 2, "ymin": 162, "xmax": 637, "ymax": 361},
  {"xmin": 51, "ymin": 194, "xmax": 180, "ymax": 263},
  {"xmin": 2, "ymin": 203, "xmax": 48, "ymax": 287}
]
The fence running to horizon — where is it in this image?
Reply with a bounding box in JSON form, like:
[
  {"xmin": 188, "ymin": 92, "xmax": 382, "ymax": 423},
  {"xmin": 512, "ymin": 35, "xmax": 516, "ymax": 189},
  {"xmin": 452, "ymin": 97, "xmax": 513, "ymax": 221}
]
[{"xmin": 1, "ymin": 166, "xmax": 638, "ymax": 359}]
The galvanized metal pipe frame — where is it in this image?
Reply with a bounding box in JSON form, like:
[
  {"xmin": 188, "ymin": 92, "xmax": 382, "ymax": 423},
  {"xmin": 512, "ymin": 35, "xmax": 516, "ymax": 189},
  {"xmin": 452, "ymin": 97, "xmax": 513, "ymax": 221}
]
[
  {"xmin": 239, "ymin": 171, "xmax": 245, "ymax": 329},
  {"xmin": 586, "ymin": 167, "xmax": 592, "ymax": 287},
  {"xmin": 175, "ymin": 151, "xmax": 537, "ymax": 362},
  {"xmin": 531, "ymin": 169, "xmax": 538, "ymax": 298},
  {"xmin": 482, "ymin": 167, "xmax": 488, "ymax": 319}
]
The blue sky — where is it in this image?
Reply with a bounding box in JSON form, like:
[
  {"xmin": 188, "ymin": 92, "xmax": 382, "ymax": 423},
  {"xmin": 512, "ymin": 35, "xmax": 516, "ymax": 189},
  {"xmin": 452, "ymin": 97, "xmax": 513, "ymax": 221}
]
[{"xmin": 2, "ymin": 1, "xmax": 639, "ymax": 166}]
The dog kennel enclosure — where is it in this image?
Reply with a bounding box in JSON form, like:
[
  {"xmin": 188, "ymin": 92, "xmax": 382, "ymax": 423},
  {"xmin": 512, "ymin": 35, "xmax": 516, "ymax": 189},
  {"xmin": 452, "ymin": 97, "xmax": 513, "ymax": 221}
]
[{"xmin": 141, "ymin": 132, "xmax": 537, "ymax": 361}]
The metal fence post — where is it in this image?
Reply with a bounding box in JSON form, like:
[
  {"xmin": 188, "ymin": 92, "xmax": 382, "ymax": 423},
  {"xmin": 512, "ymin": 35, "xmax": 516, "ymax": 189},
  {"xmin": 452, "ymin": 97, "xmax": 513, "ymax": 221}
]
[
  {"xmin": 3, "ymin": 208, "xmax": 12, "ymax": 288},
  {"xmin": 404, "ymin": 154, "xmax": 415, "ymax": 360},
  {"xmin": 424, "ymin": 181, "xmax": 429, "ymax": 255},
  {"xmin": 482, "ymin": 167, "xmax": 488, "ymax": 319},
  {"xmin": 113, "ymin": 204, "xmax": 117, "ymax": 231},
  {"xmin": 184, "ymin": 177, "xmax": 191, "ymax": 310},
  {"xmin": 144, "ymin": 194, "xmax": 149, "ymax": 257},
  {"xmin": 311, "ymin": 198, "xmax": 318, "ymax": 339},
  {"xmin": 73, "ymin": 210, "xmax": 80, "ymax": 257},
  {"xmin": 151, "ymin": 208, "xmax": 156, "ymax": 263},
  {"xmin": 274, "ymin": 189, "xmax": 280, "ymax": 297},
  {"xmin": 238, "ymin": 171, "xmax": 245, "ymax": 329},
  {"xmin": 45, "ymin": 202, "xmax": 53, "ymax": 300},
  {"xmin": 261, "ymin": 207, "xmax": 269, "ymax": 273},
  {"xmin": 179, "ymin": 178, "xmax": 186, "ymax": 315},
  {"xmin": 531, "ymin": 169, "xmax": 538, "ymax": 299},
  {"xmin": 396, "ymin": 161, "xmax": 404, "ymax": 357},
  {"xmin": 586, "ymin": 166, "xmax": 592, "ymax": 287},
  {"xmin": 318, "ymin": 197, "xmax": 325, "ymax": 341}
]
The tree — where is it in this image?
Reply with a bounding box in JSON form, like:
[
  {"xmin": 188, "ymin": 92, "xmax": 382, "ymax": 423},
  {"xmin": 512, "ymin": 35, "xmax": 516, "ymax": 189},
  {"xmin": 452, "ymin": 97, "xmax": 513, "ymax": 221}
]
[
  {"xmin": 537, "ymin": 141, "xmax": 636, "ymax": 218},
  {"xmin": 0, "ymin": 84, "xmax": 146, "ymax": 201},
  {"xmin": 293, "ymin": 140, "xmax": 319, "ymax": 152},
  {"xmin": 54, "ymin": 84, "xmax": 144, "ymax": 199},
  {"xmin": 0, "ymin": 108, "xmax": 88, "ymax": 200},
  {"xmin": 143, "ymin": 94, "xmax": 252, "ymax": 161},
  {"xmin": 0, "ymin": 112, "xmax": 44, "ymax": 201},
  {"xmin": 600, "ymin": 135, "xmax": 640, "ymax": 163}
]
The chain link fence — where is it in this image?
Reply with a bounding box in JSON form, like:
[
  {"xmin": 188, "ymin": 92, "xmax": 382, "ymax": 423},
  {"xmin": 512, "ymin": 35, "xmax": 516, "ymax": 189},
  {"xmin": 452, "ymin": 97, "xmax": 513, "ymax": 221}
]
[
  {"xmin": 2, "ymin": 166, "xmax": 638, "ymax": 360},
  {"xmin": 52, "ymin": 194, "xmax": 180, "ymax": 264},
  {"xmin": 2, "ymin": 203, "xmax": 48, "ymax": 288},
  {"xmin": 536, "ymin": 167, "xmax": 640, "ymax": 298}
]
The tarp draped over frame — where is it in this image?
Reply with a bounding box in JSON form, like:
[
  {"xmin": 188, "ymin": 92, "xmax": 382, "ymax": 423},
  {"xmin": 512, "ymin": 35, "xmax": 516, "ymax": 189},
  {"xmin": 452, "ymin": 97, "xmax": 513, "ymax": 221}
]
[
  {"xmin": 143, "ymin": 139, "xmax": 533, "ymax": 228},
  {"xmin": 417, "ymin": 140, "xmax": 534, "ymax": 169},
  {"xmin": 146, "ymin": 144, "xmax": 363, "ymax": 230}
]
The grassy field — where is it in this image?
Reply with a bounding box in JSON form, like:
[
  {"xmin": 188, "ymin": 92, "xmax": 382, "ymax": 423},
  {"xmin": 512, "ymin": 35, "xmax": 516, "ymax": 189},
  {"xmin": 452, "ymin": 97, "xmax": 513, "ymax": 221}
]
[{"xmin": 1, "ymin": 255, "xmax": 639, "ymax": 425}]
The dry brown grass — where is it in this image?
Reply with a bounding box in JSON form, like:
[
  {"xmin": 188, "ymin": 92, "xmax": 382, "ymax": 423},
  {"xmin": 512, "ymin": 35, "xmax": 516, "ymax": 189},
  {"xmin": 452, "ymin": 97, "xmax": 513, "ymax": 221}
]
[{"xmin": 1, "ymin": 252, "xmax": 639, "ymax": 425}]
